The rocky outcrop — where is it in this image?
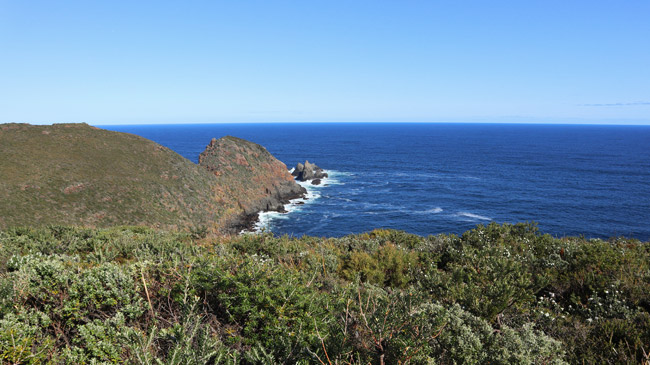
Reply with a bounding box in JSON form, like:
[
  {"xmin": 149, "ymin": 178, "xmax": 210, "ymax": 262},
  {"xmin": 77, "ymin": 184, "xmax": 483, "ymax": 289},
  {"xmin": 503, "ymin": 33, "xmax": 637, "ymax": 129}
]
[
  {"xmin": 199, "ymin": 136, "xmax": 307, "ymax": 231},
  {"xmin": 292, "ymin": 160, "xmax": 328, "ymax": 182},
  {"xmin": 0, "ymin": 124, "xmax": 308, "ymax": 235}
]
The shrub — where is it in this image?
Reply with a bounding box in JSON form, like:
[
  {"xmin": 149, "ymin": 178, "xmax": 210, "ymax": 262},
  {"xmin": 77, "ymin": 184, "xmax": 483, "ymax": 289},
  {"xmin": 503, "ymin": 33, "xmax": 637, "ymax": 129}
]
[
  {"xmin": 191, "ymin": 254, "xmax": 332, "ymax": 362},
  {"xmin": 0, "ymin": 310, "xmax": 54, "ymax": 364},
  {"xmin": 0, "ymin": 224, "xmax": 648, "ymax": 363}
]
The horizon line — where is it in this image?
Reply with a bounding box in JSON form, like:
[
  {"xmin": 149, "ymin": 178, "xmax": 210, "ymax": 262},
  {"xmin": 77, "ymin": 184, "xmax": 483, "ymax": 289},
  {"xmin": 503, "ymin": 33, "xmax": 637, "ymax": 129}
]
[{"xmin": 9, "ymin": 120, "xmax": 650, "ymax": 127}]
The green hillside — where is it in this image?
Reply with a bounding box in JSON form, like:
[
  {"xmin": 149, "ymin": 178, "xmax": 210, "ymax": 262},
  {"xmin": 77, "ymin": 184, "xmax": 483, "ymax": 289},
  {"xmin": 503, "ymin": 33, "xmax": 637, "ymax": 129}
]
[
  {"xmin": 0, "ymin": 123, "xmax": 222, "ymax": 231},
  {"xmin": 0, "ymin": 124, "xmax": 305, "ymax": 233},
  {"xmin": 0, "ymin": 223, "xmax": 648, "ymax": 363}
]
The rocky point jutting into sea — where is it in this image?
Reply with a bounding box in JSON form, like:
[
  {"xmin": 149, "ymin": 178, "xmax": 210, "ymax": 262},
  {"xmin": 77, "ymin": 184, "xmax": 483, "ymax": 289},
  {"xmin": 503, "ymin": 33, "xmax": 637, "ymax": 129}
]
[
  {"xmin": 198, "ymin": 136, "xmax": 307, "ymax": 230},
  {"xmin": 0, "ymin": 123, "xmax": 306, "ymax": 234}
]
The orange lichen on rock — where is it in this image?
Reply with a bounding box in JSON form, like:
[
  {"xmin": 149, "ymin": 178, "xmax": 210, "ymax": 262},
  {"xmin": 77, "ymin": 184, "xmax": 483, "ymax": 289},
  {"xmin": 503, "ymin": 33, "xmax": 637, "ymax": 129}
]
[{"xmin": 198, "ymin": 135, "xmax": 306, "ymax": 225}]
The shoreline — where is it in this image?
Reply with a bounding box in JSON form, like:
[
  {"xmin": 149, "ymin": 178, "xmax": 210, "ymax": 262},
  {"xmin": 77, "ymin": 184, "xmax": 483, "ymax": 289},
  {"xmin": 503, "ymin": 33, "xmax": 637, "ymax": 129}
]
[{"xmin": 240, "ymin": 170, "xmax": 340, "ymax": 234}]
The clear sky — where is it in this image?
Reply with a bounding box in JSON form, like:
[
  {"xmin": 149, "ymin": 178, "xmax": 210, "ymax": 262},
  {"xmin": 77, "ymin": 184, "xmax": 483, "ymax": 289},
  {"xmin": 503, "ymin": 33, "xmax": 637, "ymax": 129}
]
[{"xmin": 1, "ymin": 0, "xmax": 649, "ymax": 125}]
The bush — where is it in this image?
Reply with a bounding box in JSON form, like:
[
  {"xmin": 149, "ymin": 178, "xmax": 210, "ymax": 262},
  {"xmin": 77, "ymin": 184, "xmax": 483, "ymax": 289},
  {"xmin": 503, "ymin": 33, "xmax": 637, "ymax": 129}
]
[
  {"xmin": 0, "ymin": 224, "xmax": 648, "ymax": 363},
  {"xmin": 0, "ymin": 310, "xmax": 53, "ymax": 364}
]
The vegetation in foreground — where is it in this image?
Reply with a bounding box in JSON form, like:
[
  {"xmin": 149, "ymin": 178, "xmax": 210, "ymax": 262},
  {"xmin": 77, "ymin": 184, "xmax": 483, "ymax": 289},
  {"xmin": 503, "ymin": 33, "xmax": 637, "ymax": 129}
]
[{"xmin": 0, "ymin": 223, "xmax": 648, "ymax": 364}]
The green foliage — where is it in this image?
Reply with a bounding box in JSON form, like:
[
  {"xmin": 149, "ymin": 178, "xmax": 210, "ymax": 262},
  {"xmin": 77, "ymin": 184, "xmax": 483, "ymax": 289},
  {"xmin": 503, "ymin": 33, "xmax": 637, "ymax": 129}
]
[
  {"xmin": 339, "ymin": 242, "xmax": 418, "ymax": 288},
  {"xmin": 61, "ymin": 312, "xmax": 137, "ymax": 363},
  {"xmin": 193, "ymin": 253, "xmax": 332, "ymax": 362},
  {"xmin": 0, "ymin": 224, "xmax": 649, "ymax": 363},
  {"xmin": 3, "ymin": 253, "xmax": 144, "ymax": 326},
  {"xmin": 324, "ymin": 286, "xmax": 565, "ymax": 364},
  {"xmin": 0, "ymin": 310, "xmax": 53, "ymax": 364}
]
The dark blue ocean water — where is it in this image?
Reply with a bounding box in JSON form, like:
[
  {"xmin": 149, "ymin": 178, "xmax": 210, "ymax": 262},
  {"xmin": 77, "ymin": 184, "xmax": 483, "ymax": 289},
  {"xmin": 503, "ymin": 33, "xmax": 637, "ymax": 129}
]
[{"xmin": 103, "ymin": 123, "xmax": 650, "ymax": 240}]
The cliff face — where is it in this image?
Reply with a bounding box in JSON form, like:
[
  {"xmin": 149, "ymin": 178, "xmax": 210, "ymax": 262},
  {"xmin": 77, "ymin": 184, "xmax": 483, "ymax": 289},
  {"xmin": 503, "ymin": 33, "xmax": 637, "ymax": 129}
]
[
  {"xmin": 0, "ymin": 124, "xmax": 303, "ymax": 233},
  {"xmin": 198, "ymin": 136, "xmax": 306, "ymax": 229}
]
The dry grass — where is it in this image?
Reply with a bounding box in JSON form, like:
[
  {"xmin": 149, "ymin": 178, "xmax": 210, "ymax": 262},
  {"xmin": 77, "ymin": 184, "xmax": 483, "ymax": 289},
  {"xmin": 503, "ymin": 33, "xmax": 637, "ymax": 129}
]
[{"xmin": 0, "ymin": 123, "xmax": 230, "ymax": 232}]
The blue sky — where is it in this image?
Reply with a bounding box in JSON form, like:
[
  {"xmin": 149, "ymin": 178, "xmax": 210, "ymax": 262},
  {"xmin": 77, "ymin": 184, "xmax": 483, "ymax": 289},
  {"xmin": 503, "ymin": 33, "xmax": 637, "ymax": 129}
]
[{"xmin": 1, "ymin": 1, "xmax": 649, "ymax": 125}]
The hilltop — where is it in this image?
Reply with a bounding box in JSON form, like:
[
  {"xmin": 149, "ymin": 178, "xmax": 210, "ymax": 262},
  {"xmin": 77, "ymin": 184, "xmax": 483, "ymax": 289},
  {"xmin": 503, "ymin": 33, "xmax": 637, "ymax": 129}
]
[
  {"xmin": 199, "ymin": 136, "xmax": 305, "ymax": 229},
  {"xmin": 0, "ymin": 123, "xmax": 303, "ymax": 233}
]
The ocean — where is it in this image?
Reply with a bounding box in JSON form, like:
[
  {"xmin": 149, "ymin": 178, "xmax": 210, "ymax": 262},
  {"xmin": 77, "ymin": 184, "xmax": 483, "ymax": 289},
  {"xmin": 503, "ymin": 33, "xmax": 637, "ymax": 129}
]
[{"xmin": 103, "ymin": 123, "xmax": 650, "ymax": 240}]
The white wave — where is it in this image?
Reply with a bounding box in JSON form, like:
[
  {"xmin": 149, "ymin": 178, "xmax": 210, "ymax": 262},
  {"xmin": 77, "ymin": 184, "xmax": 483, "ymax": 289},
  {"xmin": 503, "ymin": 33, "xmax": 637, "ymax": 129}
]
[
  {"xmin": 318, "ymin": 169, "xmax": 345, "ymax": 186},
  {"xmin": 243, "ymin": 169, "xmax": 349, "ymax": 234},
  {"xmin": 251, "ymin": 211, "xmax": 286, "ymax": 233},
  {"xmin": 295, "ymin": 180, "xmax": 321, "ymax": 200},
  {"xmin": 362, "ymin": 206, "xmax": 443, "ymax": 216},
  {"xmin": 336, "ymin": 197, "xmax": 353, "ymax": 203},
  {"xmin": 327, "ymin": 170, "xmax": 352, "ymax": 177},
  {"xmin": 457, "ymin": 212, "xmax": 491, "ymax": 221},
  {"xmin": 359, "ymin": 201, "xmax": 401, "ymax": 210}
]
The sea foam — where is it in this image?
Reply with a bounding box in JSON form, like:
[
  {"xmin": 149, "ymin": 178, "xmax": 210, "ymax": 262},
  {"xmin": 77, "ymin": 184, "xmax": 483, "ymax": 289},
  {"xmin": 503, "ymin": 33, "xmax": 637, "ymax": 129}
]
[
  {"xmin": 246, "ymin": 169, "xmax": 343, "ymax": 233},
  {"xmin": 457, "ymin": 212, "xmax": 491, "ymax": 221}
]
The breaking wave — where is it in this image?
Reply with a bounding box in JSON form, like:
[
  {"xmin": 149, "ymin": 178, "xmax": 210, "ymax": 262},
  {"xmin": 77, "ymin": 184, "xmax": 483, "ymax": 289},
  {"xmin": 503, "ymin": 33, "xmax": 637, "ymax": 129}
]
[
  {"xmin": 247, "ymin": 170, "xmax": 344, "ymax": 233},
  {"xmin": 456, "ymin": 212, "xmax": 491, "ymax": 221}
]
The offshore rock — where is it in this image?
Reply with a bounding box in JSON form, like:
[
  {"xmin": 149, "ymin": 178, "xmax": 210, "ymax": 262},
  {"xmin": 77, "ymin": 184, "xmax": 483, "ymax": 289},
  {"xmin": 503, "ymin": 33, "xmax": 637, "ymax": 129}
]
[
  {"xmin": 199, "ymin": 136, "xmax": 306, "ymax": 231},
  {"xmin": 292, "ymin": 160, "xmax": 328, "ymax": 182}
]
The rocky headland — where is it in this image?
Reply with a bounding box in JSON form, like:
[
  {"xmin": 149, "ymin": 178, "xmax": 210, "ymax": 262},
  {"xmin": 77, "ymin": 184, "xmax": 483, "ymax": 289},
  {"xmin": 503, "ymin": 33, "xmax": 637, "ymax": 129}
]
[
  {"xmin": 198, "ymin": 136, "xmax": 306, "ymax": 230},
  {"xmin": 0, "ymin": 123, "xmax": 306, "ymax": 234}
]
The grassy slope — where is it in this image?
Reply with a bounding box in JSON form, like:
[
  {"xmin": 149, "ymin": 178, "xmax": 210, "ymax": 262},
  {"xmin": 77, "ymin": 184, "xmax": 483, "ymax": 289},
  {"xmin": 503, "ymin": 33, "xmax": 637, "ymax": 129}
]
[
  {"xmin": 0, "ymin": 223, "xmax": 648, "ymax": 364},
  {"xmin": 0, "ymin": 123, "xmax": 224, "ymax": 231}
]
